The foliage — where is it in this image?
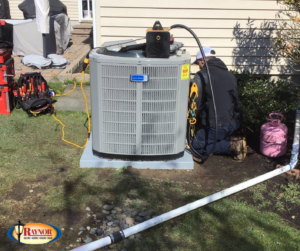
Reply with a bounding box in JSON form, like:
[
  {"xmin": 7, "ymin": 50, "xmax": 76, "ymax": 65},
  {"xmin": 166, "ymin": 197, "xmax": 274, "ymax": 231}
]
[
  {"xmin": 64, "ymin": 78, "xmax": 90, "ymax": 86},
  {"xmin": 117, "ymin": 165, "xmax": 128, "ymax": 174},
  {"xmin": 232, "ymin": 71, "xmax": 299, "ymax": 133},
  {"xmin": 275, "ymin": 200, "xmax": 285, "ymax": 211},
  {"xmin": 277, "ymin": 0, "xmax": 300, "ymax": 12},
  {"xmin": 272, "ymin": 1, "xmax": 300, "ymax": 67},
  {"xmin": 280, "ymin": 182, "xmax": 300, "ymax": 204}
]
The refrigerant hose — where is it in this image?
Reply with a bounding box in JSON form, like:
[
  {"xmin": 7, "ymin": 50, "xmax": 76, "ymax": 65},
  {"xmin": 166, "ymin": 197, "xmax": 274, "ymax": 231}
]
[{"xmin": 170, "ymin": 24, "xmax": 218, "ymax": 161}]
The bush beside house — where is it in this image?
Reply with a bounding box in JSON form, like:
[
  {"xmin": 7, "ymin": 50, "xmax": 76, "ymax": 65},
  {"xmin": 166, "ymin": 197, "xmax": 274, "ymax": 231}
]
[{"xmin": 233, "ymin": 71, "xmax": 299, "ymax": 135}]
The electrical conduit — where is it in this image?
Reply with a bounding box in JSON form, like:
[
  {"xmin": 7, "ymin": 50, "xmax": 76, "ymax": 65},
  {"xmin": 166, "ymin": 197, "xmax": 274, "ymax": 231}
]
[{"xmin": 71, "ymin": 109, "xmax": 300, "ymax": 251}]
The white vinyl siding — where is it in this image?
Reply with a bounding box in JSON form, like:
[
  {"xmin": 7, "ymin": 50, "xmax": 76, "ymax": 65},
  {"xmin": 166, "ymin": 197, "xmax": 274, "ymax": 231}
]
[
  {"xmin": 61, "ymin": 0, "xmax": 79, "ymax": 21},
  {"xmin": 96, "ymin": 0, "xmax": 296, "ymax": 75},
  {"xmin": 9, "ymin": 0, "xmax": 23, "ymax": 19}
]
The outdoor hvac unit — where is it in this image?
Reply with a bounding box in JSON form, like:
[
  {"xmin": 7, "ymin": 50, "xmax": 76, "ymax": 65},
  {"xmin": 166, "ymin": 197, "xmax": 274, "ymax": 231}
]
[{"xmin": 89, "ymin": 45, "xmax": 191, "ymax": 161}]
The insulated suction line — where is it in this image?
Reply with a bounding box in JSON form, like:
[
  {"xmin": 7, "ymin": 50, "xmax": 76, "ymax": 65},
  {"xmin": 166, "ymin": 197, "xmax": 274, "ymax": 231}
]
[{"xmin": 170, "ymin": 24, "xmax": 218, "ymax": 160}]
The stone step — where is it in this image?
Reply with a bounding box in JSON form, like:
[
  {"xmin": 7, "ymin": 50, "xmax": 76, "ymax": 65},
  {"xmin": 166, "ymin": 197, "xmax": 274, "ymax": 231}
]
[
  {"xmin": 71, "ymin": 35, "xmax": 92, "ymax": 38},
  {"xmin": 73, "ymin": 24, "xmax": 93, "ymax": 30},
  {"xmin": 71, "ymin": 30, "xmax": 93, "ymax": 36},
  {"xmin": 72, "ymin": 28, "xmax": 92, "ymax": 32},
  {"xmin": 80, "ymin": 20, "xmax": 93, "ymax": 24}
]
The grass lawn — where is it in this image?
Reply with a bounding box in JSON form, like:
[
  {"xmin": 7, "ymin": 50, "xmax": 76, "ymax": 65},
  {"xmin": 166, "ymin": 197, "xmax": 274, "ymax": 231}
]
[{"xmin": 1, "ymin": 102, "xmax": 300, "ymax": 250}]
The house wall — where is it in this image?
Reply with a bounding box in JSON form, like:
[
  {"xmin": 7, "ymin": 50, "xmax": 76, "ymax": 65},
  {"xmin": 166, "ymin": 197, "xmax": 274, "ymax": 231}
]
[
  {"xmin": 61, "ymin": 0, "xmax": 79, "ymax": 21},
  {"xmin": 94, "ymin": 0, "xmax": 298, "ymax": 76},
  {"xmin": 9, "ymin": 0, "xmax": 79, "ymax": 21},
  {"xmin": 9, "ymin": 0, "xmax": 23, "ymax": 19}
]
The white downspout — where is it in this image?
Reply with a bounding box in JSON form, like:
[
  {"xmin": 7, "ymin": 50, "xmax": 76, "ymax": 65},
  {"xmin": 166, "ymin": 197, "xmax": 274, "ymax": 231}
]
[
  {"xmin": 78, "ymin": 0, "xmax": 82, "ymax": 23},
  {"xmin": 72, "ymin": 108, "xmax": 300, "ymax": 251},
  {"xmin": 92, "ymin": 0, "xmax": 96, "ymax": 48}
]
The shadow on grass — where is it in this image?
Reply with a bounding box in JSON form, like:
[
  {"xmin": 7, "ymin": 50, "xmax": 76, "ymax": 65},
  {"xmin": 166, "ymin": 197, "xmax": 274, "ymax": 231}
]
[
  {"xmin": 57, "ymin": 168, "xmax": 300, "ymax": 251},
  {"xmin": 2, "ymin": 166, "xmax": 298, "ymax": 250}
]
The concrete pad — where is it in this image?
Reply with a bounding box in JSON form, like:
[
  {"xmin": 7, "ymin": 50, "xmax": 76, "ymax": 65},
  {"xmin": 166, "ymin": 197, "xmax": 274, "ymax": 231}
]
[
  {"xmin": 54, "ymin": 85, "xmax": 91, "ymax": 112},
  {"xmin": 80, "ymin": 134, "xmax": 194, "ymax": 169}
]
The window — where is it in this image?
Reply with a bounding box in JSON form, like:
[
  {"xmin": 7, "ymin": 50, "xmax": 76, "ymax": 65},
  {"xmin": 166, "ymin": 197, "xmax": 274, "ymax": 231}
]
[{"xmin": 79, "ymin": 0, "xmax": 93, "ymax": 21}]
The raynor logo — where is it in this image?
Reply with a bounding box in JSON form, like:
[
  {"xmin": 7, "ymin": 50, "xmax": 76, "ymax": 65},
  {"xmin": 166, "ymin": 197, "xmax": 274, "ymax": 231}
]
[
  {"xmin": 24, "ymin": 227, "xmax": 53, "ymax": 236},
  {"xmin": 7, "ymin": 222, "xmax": 62, "ymax": 245}
]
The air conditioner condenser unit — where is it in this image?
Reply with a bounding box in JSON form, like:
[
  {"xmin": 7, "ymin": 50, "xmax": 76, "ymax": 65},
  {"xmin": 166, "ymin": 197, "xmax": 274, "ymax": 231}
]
[{"xmin": 89, "ymin": 45, "xmax": 191, "ymax": 161}]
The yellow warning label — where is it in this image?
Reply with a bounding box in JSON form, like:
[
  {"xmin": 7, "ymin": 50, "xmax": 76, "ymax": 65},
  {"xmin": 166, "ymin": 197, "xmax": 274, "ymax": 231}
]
[{"xmin": 181, "ymin": 64, "xmax": 190, "ymax": 80}]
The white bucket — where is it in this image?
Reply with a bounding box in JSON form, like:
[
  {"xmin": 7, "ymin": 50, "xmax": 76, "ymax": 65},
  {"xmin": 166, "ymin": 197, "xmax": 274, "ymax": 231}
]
[{"xmin": 83, "ymin": 10, "xmax": 92, "ymax": 18}]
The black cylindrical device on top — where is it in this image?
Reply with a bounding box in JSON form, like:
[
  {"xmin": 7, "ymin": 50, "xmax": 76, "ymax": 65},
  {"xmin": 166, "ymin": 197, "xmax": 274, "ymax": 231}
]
[{"xmin": 146, "ymin": 21, "xmax": 170, "ymax": 58}]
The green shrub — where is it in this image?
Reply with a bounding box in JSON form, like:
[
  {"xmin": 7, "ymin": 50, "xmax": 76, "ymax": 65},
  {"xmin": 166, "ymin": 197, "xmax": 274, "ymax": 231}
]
[{"xmin": 231, "ymin": 71, "xmax": 299, "ymax": 134}]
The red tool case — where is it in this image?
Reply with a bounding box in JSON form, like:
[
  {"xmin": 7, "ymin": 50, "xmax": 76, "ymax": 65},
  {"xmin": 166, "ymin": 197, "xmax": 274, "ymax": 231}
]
[
  {"xmin": 0, "ymin": 49, "xmax": 12, "ymax": 64},
  {"xmin": 0, "ymin": 57, "xmax": 14, "ymax": 85},
  {"xmin": 0, "ymin": 20, "xmax": 13, "ymax": 48},
  {"xmin": 0, "ymin": 80, "xmax": 15, "ymax": 114}
]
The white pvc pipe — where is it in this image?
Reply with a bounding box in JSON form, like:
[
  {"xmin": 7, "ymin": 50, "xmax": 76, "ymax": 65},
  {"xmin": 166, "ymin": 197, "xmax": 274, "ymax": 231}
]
[{"xmin": 72, "ymin": 109, "xmax": 300, "ymax": 251}]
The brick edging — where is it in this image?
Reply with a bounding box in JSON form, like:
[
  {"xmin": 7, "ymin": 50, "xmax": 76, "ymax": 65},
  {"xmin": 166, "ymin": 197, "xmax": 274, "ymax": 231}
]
[{"xmin": 56, "ymin": 45, "xmax": 91, "ymax": 82}]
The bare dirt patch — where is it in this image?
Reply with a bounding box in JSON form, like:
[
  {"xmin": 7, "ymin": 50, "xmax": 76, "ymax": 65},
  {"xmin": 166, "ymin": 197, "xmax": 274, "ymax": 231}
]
[{"xmin": 1, "ymin": 136, "xmax": 299, "ymax": 250}]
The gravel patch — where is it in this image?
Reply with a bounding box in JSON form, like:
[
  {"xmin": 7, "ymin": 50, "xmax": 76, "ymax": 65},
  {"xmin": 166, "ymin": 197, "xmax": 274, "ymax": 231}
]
[{"xmin": 69, "ymin": 201, "xmax": 153, "ymax": 250}]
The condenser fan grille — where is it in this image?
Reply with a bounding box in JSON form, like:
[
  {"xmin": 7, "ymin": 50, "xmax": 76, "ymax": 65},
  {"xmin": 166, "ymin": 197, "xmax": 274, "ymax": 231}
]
[
  {"xmin": 143, "ymin": 66, "xmax": 178, "ymax": 77},
  {"xmin": 141, "ymin": 66, "xmax": 178, "ymax": 154},
  {"xmin": 90, "ymin": 47, "xmax": 191, "ymax": 160},
  {"xmin": 101, "ymin": 65, "xmax": 137, "ymax": 155},
  {"xmin": 100, "ymin": 64, "xmax": 179, "ymax": 155}
]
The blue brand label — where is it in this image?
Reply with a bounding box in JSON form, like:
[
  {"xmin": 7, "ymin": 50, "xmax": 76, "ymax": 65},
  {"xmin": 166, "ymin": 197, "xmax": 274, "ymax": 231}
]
[{"xmin": 130, "ymin": 75, "xmax": 149, "ymax": 82}]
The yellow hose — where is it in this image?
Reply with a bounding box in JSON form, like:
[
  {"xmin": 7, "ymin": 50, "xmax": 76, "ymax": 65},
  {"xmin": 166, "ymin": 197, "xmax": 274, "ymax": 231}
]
[
  {"xmin": 52, "ymin": 66, "xmax": 91, "ymax": 148},
  {"xmin": 55, "ymin": 71, "xmax": 82, "ymax": 96}
]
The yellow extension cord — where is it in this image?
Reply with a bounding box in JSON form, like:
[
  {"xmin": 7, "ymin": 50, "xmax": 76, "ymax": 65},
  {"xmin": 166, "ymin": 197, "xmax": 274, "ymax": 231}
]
[{"xmin": 51, "ymin": 66, "xmax": 91, "ymax": 148}]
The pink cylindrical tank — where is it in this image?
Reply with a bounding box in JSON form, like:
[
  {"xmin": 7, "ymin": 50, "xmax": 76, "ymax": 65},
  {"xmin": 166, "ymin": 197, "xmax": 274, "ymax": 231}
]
[{"xmin": 260, "ymin": 113, "xmax": 288, "ymax": 157}]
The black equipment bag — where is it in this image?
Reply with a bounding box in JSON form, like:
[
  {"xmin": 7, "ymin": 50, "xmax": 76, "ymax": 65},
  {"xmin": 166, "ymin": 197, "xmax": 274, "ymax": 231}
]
[
  {"xmin": 0, "ymin": 20, "xmax": 13, "ymax": 49},
  {"xmin": 18, "ymin": 0, "xmax": 67, "ymax": 19},
  {"xmin": 0, "ymin": 0, "xmax": 11, "ymax": 19},
  {"xmin": 16, "ymin": 72, "xmax": 53, "ymax": 116}
]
